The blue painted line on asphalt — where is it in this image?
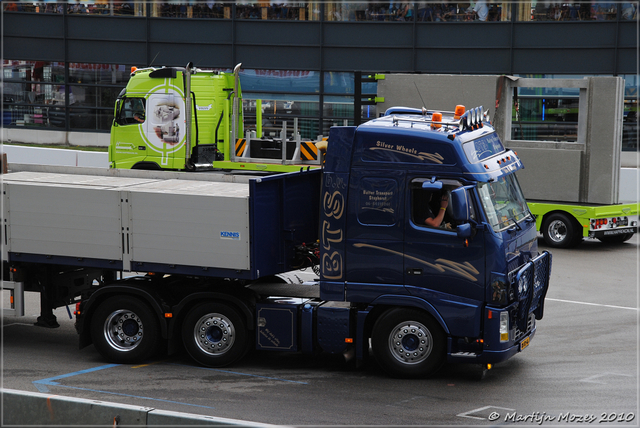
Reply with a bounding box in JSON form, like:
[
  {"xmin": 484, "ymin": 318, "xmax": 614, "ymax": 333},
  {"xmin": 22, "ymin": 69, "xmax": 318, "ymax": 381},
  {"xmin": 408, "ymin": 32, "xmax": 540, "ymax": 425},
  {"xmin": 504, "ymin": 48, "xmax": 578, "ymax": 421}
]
[
  {"xmin": 33, "ymin": 364, "xmax": 119, "ymax": 393},
  {"xmin": 170, "ymin": 363, "xmax": 308, "ymax": 384},
  {"xmin": 32, "ymin": 363, "xmax": 216, "ymax": 409},
  {"xmin": 32, "ymin": 360, "xmax": 305, "ymax": 410}
]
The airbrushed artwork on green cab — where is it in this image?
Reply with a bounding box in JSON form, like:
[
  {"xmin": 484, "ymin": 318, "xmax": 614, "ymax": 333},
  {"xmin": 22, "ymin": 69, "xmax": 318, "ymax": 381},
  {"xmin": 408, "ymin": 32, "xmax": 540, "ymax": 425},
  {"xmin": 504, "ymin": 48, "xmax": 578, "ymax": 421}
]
[
  {"xmin": 145, "ymin": 87, "xmax": 186, "ymax": 165},
  {"xmin": 111, "ymin": 75, "xmax": 189, "ymax": 170}
]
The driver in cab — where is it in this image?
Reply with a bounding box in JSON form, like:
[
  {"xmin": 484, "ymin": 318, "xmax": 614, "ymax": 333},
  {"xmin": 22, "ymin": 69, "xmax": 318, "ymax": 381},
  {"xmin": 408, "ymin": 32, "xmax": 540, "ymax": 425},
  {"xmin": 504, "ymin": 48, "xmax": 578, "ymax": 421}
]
[{"xmin": 425, "ymin": 193, "xmax": 451, "ymax": 229}]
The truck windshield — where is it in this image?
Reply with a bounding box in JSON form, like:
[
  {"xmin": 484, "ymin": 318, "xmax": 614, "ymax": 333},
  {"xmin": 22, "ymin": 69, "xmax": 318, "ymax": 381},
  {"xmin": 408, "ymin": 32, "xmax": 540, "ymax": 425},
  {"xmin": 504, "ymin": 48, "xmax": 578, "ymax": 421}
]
[{"xmin": 478, "ymin": 174, "xmax": 531, "ymax": 232}]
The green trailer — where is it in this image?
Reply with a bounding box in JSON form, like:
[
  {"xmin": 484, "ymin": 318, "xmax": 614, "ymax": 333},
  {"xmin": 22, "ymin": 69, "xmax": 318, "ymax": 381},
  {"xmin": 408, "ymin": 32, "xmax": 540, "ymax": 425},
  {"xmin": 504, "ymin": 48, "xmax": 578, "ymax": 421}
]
[{"xmin": 528, "ymin": 201, "xmax": 639, "ymax": 248}]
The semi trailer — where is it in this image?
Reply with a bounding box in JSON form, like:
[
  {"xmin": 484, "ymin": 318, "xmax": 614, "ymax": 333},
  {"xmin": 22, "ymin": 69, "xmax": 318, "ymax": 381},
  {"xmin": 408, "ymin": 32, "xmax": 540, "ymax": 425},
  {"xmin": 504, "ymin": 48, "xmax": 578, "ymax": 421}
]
[{"xmin": 2, "ymin": 104, "xmax": 551, "ymax": 378}]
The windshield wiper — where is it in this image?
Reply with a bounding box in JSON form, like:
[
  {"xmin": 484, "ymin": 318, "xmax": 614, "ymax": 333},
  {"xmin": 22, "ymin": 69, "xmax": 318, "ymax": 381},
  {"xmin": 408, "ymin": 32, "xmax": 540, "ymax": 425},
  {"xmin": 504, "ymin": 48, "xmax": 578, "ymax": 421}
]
[{"xmin": 508, "ymin": 217, "xmax": 522, "ymax": 232}]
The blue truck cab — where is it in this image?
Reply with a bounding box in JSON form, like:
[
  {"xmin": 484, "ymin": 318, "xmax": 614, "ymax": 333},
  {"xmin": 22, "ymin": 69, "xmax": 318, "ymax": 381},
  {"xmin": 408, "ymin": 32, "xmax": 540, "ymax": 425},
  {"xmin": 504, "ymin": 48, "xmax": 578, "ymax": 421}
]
[{"xmin": 312, "ymin": 106, "xmax": 552, "ymax": 377}]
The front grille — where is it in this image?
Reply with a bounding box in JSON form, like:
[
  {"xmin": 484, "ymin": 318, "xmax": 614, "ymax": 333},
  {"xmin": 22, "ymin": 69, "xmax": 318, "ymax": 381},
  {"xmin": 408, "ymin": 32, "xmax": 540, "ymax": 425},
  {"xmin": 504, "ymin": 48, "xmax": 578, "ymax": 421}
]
[
  {"xmin": 512, "ymin": 252, "xmax": 552, "ymax": 333},
  {"xmin": 514, "ymin": 313, "xmax": 535, "ymax": 341}
]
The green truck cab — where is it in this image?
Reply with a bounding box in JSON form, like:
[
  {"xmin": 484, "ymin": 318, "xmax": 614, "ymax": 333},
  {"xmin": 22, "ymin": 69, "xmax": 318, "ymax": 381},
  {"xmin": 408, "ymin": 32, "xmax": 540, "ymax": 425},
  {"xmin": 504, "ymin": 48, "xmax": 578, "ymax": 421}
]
[
  {"xmin": 109, "ymin": 63, "xmax": 323, "ymax": 173},
  {"xmin": 110, "ymin": 63, "xmax": 243, "ymax": 171}
]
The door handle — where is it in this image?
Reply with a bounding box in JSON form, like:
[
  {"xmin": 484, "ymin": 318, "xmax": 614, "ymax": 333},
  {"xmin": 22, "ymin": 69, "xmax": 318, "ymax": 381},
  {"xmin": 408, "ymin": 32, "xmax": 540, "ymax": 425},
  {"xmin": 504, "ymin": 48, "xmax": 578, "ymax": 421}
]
[{"xmin": 407, "ymin": 268, "xmax": 423, "ymax": 275}]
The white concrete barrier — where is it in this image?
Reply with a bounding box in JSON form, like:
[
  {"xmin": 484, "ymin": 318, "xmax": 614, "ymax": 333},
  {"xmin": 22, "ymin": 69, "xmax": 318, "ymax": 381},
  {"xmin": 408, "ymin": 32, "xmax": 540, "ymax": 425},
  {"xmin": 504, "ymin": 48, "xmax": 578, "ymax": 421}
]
[
  {"xmin": 0, "ymin": 145, "xmax": 109, "ymax": 168},
  {"xmin": 2, "ymin": 389, "xmax": 281, "ymax": 427}
]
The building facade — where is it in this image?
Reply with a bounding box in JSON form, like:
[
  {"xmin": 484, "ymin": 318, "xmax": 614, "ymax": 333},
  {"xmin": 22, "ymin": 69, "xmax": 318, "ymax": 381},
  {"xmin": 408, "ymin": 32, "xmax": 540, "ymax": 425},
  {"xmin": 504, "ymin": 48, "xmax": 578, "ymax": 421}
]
[{"xmin": 2, "ymin": 1, "xmax": 638, "ymax": 153}]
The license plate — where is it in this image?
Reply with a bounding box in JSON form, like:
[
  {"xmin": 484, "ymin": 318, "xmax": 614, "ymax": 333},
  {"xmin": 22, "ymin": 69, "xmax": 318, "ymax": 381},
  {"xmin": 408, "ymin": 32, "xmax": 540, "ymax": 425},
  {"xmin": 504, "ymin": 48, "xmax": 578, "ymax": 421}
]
[{"xmin": 520, "ymin": 336, "xmax": 530, "ymax": 351}]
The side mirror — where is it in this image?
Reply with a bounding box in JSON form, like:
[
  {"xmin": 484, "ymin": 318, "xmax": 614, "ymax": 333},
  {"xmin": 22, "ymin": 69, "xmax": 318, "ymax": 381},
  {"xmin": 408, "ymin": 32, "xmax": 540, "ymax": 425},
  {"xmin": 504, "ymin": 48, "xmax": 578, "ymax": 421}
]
[
  {"xmin": 114, "ymin": 99, "xmax": 123, "ymax": 126},
  {"xmin": 457, "ymin": 223, "xmax": 472, "ymax": 239},
  {"xmin": 450, "ymin": 186, "xmax": 472, "ymax": 222}
]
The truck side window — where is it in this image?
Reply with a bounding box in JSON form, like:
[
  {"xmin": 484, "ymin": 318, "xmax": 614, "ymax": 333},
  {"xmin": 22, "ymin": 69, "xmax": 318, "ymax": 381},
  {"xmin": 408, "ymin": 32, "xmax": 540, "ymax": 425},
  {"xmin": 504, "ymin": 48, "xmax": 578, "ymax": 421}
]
[
  {"xmin": 412, "ymin": 188, "xmax": 451, "ymax": 229},
  {"xmin": 117, "ymin": 98, "xmax": 146, "ymax": 125},
  {"xmin": 411, "ymin": 179, "xmax": 469, "ymax": 230}
]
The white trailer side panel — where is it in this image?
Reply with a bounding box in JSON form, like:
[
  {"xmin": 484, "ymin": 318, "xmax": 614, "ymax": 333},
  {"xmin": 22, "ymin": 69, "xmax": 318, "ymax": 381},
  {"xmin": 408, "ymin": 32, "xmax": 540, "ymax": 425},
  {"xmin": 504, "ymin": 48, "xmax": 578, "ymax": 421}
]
[
  {"xmin": 2, "ymin": 172, "xmax": 157, "ymax": 262},
  {"xmin": 126, "ymin": 180, "xmax": 250, "ymax": 271},
  {"xmin": 2, "ymin": 172, "xmax": 252, "ymax": 272},
  {"xmin": 3, "ymin": 182, "xmax": 123, "ymax": 261}
]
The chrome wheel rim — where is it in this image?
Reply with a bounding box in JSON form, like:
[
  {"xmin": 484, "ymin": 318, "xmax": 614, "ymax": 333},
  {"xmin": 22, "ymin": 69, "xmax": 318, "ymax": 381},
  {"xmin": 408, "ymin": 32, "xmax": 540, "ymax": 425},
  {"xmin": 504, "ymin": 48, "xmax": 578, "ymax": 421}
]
[
  {"xmin": 193, "ymin": 313, "xmax": 235, "ymax": 356},
  {"xmin": 548, "ymin": 219, "xmax": 568, "ymax": 243},
  {"xmin": 103, "ymin": 309, "xmax": 143, "ymax": 352},
  {"xmin": 388, "ymin": 321, "xmax": 433, "ymax": 365}
]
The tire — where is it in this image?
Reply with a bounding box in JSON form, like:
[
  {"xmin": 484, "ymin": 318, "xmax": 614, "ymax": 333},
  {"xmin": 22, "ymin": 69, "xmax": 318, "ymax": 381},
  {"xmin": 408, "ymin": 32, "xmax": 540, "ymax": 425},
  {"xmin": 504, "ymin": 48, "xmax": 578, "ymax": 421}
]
[
  {"xmin": 90, "ymin": 296, "xmax": 161, "ymax": 364},
  {"xmin": 132, "ymin": 162, "xmax": 161, "ymax": 170},
  {"xmin": 181, "ymin": 302, "xmax": 249, "ymax": 367},
  {"xmin": 371, "ymin": 308, "xmax": 445, "ymax": 378},
  {"xmin": 598, "ymin": 233, "xmax": 634, "ymax": 244},
  {"xmin": 542, "ymin": 212, "xmax": 582, "ymax": 248}
]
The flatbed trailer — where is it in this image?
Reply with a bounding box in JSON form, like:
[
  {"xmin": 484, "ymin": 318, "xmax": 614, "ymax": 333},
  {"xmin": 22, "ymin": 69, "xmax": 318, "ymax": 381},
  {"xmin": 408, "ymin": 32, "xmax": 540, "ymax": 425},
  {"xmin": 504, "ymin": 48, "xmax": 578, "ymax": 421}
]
[{"xmin": 3, "ymin": 102, "xmax": 552, "ymax": 378}]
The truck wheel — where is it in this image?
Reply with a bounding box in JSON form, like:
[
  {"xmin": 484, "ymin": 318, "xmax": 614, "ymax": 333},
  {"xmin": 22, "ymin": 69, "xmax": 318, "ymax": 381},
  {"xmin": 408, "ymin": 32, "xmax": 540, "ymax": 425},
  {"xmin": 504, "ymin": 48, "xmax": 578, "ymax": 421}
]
[
  {"xmin": 182, "ymin": 302, "xmax": 249, "ymax": 367},
  {"xmin": 371, "ymin": 308, "xmax": 445, "ymax": 378},
  {"xmin": 90, "ymin": 296, "xmax": 160, "ymax": 364},
  {"xmin": 542, "ymin": 213, "xmax": 582, "ymax": 248},
  {"xmin": 598, "ymin": 233, "xmax": 634, "ymax": 244}
]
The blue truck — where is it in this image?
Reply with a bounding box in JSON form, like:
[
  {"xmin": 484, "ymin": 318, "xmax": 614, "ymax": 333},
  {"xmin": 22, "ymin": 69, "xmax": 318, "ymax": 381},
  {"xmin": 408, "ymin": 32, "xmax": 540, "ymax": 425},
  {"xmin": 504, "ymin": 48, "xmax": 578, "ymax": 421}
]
[{"xmin": 2, "ymin": 104, "xmax": 551, "ymax": 378}]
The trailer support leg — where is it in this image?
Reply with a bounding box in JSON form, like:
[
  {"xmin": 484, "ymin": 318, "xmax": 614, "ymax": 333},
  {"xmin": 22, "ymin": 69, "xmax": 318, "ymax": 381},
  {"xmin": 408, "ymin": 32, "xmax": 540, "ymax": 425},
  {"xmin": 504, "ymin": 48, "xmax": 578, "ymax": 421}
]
[{"xmin": 34, "ymin": 266, "xmax": 60, "ymax": 328}]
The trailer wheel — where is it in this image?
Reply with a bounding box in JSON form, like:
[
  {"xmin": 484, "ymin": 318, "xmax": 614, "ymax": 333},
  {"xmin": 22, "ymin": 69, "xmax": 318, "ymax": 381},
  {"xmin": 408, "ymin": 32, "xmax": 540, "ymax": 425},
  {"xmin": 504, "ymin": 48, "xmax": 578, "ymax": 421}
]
[
  {"xmin": 91, "ymin": 296, "xmax": 160, "ymax": 364},
  {"xmin": 371, "ymin": 308, "xmax": 445, "ymax": 378},
  {"xmin": 542, "ymin": 213, "xmax": 582, "ymax": 248},
  {"xmin": 182, "ymin": 302, "xmax": 249, "ymax": 367},
  {"xmin": 598, "ymin": 233, "xmax": 634, "ymax": 244}
]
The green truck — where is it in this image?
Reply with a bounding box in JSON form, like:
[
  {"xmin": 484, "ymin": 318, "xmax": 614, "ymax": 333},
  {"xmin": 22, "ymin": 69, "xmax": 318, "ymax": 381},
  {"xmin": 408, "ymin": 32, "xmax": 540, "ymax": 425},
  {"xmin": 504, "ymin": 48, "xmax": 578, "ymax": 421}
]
[
  {"xmin": 109, "ymin": 62, "xmax": 322, "ymax": 173},
  {"xmin": 527, "ymin": 201, "xmax": 638, "ymax": 247}
]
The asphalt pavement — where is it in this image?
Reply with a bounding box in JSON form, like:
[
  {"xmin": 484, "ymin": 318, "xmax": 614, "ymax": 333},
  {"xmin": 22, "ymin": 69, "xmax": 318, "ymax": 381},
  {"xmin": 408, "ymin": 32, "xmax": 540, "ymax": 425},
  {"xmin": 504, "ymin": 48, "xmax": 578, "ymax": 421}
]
[{"xmin": 2, "ymin": 236, "xmax": 638, "ymax": 426}]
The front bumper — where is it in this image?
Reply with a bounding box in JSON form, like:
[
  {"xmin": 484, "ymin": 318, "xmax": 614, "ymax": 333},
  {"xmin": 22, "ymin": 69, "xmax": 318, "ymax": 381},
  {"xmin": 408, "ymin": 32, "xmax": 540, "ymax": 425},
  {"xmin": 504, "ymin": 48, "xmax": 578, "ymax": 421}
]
[
  {"xmin": 448, "ymin": 325, "xmax": 537, "ymax": 364},
  {"xmin": 447, "ymin": 251, "xmax": 551, "ymax": 365}
]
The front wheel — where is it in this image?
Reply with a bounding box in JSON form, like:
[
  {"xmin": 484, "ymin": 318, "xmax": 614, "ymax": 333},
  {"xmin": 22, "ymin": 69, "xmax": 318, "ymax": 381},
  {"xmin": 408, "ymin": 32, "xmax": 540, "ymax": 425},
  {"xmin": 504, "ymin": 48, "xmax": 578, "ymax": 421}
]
[
  {"xmin": 181, "ymin": 302, "xmax": 249, "ymax": 367},
  {"xmin": 542, "ymin": 212, "xmax": 582, "ymax": 248},
  {"xmin": 371, "ymin": 308, "xmax": 445, "ymax": 378},
  {"xmin": 90, "ymin": 296, "xmax": 161, "ymax": 364}
]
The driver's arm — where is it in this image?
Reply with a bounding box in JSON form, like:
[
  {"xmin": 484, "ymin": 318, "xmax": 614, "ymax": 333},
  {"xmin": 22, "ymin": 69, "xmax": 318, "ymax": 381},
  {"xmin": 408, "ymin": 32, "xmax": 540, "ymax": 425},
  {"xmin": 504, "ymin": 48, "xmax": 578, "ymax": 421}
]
[{"xmin": 425, "ymin": 195, "xmax": 448, "ymax": 227}]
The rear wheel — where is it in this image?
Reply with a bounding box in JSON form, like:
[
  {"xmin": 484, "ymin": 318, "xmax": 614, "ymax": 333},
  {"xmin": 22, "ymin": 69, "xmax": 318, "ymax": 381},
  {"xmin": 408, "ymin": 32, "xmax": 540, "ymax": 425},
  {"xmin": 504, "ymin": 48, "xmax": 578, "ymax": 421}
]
[
  {"xmin": 90, "ymin": 296, "xmax": 161, "ymax": 363},
  {"xmin": 542, "ymin": 212, "xmax": 582, "ymax": 248},
  {"xmin": 182, "ymin": 302, "xmax": 249, "ymax": 367},
  {"xmin": 371, "ymin": 308, "xmax": 445, "ymax": 378}
]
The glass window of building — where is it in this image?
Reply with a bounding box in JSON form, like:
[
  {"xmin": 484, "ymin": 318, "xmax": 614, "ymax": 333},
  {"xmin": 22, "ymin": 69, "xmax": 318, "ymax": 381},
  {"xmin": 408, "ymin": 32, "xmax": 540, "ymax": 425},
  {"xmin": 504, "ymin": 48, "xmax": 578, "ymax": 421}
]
[
  {"xmin": 517, "ymin": 1, "xmax": 619, "ymax": 21},
  {"xmin": 235, "ymin": 2, "xmax": 316, "ymax": 20},
  {"xmin": 511, "ymin": 74, "xmax": 638, "ymax": 153},
  {"xmin": 621, "ymin": 74, "xmax": 638, "ymax": 152},
  {"xmin": 4, "ymin": 1, "xmax": 632, "ymax": 21},
  {"xmin": 2, "ymin": 1, "xmax": 145, "ymax": 15},
  {"xmin": 512, "ymin": 83, "xmax": 581, "ymax": 142},
  {"xmin": 2, "ymin": 60, "xmax": 132, "ymax": 131},
  {"xmin": 320, "ymin": 2, "xmax": 511, "ymax": 22},
  {"xmin": 239, "ymin": 68, "xmax": 322, "ymax": 139}
]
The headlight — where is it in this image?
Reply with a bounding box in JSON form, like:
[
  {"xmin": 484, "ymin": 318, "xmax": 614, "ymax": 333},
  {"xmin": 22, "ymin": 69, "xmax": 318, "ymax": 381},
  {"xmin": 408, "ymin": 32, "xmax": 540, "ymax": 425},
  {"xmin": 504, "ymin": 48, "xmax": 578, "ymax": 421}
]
[
  {"xmin": 500, "ymin": 311, "xmax": 509, "ymax": 342},
  {"xmin": 490, "ymin": 277, "xmax": 508, "ymax": 305}
]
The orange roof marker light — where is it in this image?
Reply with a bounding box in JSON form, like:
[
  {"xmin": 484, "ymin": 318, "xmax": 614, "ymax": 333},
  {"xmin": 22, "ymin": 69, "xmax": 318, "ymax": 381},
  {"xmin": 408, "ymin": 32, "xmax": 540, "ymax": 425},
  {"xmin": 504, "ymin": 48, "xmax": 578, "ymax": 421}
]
[
  {"xmin": 431, "ymin": 112, "xmax": 443, "ymax": 129},
  {"xmin": 454, "ymin": 105, "xmax": 466, "ymax": 120},
  {"xmin": 130, "ymin": 66, "xmax": 138, "ymax": 75}
]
